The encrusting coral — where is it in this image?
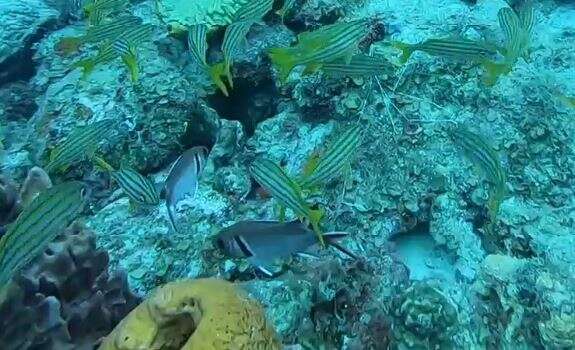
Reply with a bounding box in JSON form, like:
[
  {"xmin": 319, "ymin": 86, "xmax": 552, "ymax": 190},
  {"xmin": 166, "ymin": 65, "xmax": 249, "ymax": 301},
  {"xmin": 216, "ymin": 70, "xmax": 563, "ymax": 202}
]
[
  {"xmin": 99, "ymin": 278, "xmax": 281, "ymax": 350},
  {"xmin": 0, "ymin": 223, "xmax": 140, "ymax": 350}
]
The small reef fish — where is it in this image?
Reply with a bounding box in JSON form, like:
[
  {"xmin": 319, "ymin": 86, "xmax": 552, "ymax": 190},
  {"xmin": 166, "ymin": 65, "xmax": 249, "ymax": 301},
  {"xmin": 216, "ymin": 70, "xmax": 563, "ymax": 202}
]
[
  {"xmin": 448, "ymin": 126, "xmax": 506, "ymax": 221},
  {"xmin": 215, "ymin": 220, "xmax": 356, "ymax": 276},
  {"xmin": 84, "ymin": 0, "xmax": 129, "ymax": 24},
  {"xmin": 221, "ymin": 20, "xmax": 255, "ymax": 85},
  {"xmin": 483, "ymin": 4, "xmax": 534, "ymax": 85},
  {"xmin": 94, "ymin": 157, "xmax": 160, "ymax": 206},
  {"xmin": 231, "ymin": 0, "xmax": 274, "ymax": 22},
  {"xmin": 187, "ymin": 24, "xmax": 209, "ymax": 68},
  {"xmin": 46, "ymin": 119, "xmax": 118, "ymax": 174},
  {"xmin": 57, "ymin": 15, "xmax": 142, "ymax": 55},
  {"xmin": 112, "ymin": 38, "xmax": 139, "ymax": 82},
  {"xmin": 392, "ymin": 38, "xmax": 498, "ymax": 64},
  {"xmin": 249, "ymin": 158, "xmax": 324, "ymax": 245},
  {"xmin": 268, "ymin": 20, "xmax": 369, "ymax": 82},
  {"xmin": 299, "ymin": 125, "xmax": 362, "ymax": 188},
  {"xmin": 0, "ymin": 182, "xmax": 84, "ymax": 286},
  {"xmin": 497, "ymin": 6, "xmax": 533, "ymax": 62},
  {"xmin": 320, "ymin": 54, "xmax": 393, "ymax": 78},
  {"xmin": 164, "ymin": 146, "xmax": 209, "ymax": 233},
  {"xmin": 75, "ymin": 24, "xmax": 154, "ymax": 81},
  {"xmin": 557, "ymin": 94, "xmax": 575, "ymax": 109}
]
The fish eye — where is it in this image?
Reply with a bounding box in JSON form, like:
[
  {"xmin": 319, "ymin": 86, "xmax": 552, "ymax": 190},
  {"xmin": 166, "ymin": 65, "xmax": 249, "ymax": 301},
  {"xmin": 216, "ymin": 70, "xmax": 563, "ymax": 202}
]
[{"xmin": 215, "ymin": 238, "xmax": 226, "ymax": 250}]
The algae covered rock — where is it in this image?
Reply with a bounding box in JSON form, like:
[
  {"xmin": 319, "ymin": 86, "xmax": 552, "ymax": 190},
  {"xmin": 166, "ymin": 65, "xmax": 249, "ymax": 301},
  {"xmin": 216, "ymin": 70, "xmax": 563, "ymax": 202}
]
[
  {"xmin": 99, "ymin": 278, "xmax": 281, "ymax": 350},
  {"xmin": 539, "ymin": 313, "xmax": 575, "ymax": 349},
  {"xmin": 393, "ymin": 282, "xmax": 459, "ymax": 349},
  {"xmin": 0, "ymin": 0, "xmax": 59, "ymax": 84}
]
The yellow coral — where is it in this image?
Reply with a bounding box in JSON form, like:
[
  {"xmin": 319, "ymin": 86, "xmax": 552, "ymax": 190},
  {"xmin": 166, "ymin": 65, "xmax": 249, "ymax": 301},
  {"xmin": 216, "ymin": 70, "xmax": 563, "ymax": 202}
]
[{"xmin": 99, "ymin": 278, "xmax": 281, "ymax": 350}]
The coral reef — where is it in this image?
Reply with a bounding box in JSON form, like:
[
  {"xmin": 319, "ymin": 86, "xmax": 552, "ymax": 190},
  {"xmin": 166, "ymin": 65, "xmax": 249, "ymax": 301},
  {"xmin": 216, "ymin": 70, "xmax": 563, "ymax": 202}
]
[
  {"xmin": 0, "ymin": 223, "xmax": 140, "ymax": 350},
  {"xmin": 99, "ymin": 278, "xmax": 281, "ymax": 350},
  {"xmin": 0, "ymin": 0, "xmax": 59, "ymax": 84},
  {"xmin": 392, "ymin": 282, "xmax": 459, "ymax": 349},
  {"xmin": 1, "ymin": 0, "xmax": 574, "ymax": 348}
]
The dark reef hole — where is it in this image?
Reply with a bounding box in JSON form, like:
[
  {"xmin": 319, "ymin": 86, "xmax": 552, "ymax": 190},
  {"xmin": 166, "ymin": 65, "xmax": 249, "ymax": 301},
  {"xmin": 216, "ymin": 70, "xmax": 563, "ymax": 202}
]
[
  {"xmin": 0, "ymin": 18, "xmax": 59, "ymax": 87},
  {"xmin": 206, "ymin": 75, "xmax": 279, "ymax": 137},
  {"xmin": 181, "ymin": 109, "xmax": 218, "ymax": 151}
]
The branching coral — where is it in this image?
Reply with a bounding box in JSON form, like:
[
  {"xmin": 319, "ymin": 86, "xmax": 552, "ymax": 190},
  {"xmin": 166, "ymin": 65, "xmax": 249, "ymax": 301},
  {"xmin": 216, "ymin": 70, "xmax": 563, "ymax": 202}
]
[{"xmin": 99, "ymin": 278, "xmax": 281, "ymax": 350}]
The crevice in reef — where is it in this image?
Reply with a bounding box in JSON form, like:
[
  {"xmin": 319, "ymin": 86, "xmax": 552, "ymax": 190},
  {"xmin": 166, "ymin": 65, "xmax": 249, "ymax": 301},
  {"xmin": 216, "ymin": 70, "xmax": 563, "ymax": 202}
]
[
  {"xmin": 207, "ymin": 76, "xmax": 279, "ymax": 137},
  {"xmin": 0, "ymin": 19, "xmax": 59, "ymax": 87}
]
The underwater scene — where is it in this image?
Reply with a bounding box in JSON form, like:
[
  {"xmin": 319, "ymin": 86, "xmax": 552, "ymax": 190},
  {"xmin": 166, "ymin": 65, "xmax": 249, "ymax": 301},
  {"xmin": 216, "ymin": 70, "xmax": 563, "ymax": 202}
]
[{"xmin": 0, "ymin": 0, "xmax": 574, "ymax": 348}]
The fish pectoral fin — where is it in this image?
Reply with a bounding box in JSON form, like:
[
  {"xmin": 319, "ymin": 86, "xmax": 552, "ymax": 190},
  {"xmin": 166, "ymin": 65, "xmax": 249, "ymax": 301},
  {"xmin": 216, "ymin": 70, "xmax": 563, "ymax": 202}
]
[
  {"xmin": 302, "ymin": 62, "xmax": 322, "ymax": 75},
  {"xmin": 247, "ymin": 257, "xmax": 282, "ymax": 277},
  {"xmin": 295, "ymin": 252, "xmax": 320, "ymax": 260}
]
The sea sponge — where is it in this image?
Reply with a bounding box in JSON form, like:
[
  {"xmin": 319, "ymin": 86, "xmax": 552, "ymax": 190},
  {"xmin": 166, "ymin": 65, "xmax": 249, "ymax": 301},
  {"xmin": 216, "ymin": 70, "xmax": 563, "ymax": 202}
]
[
  {"xmin": 99, "ymin": 278, "xmax": 281, "ymax": 350},
  {"xmin": 0, "ymin": 223, "xmax": 140, "ymax": 350}
]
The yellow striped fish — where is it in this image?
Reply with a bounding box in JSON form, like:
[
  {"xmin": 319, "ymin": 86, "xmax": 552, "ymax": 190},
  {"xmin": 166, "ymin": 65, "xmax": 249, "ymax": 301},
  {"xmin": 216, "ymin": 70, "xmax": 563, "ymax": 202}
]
[
  {"xmin": 57, "ymin": 15, "xmax": 142, "ymax": 55},
  {"xmin": 75, "ymin": 24, "xmax": 153, "ymax": 80},
  {"xmin": 299, "ymin": 125, "xmax": 362, "ymax": 188},
  {"xmin": 250, "ymin": 158, "xmax": 325, "ymax": 245},
  {"xmin": 187, "ymin": 24, "xmax": 209, "ymax": 68},
  {"xmin": 46, "ymin": 119, "xmax": 118, "ymax": 174},
  {"xmin": 113, "ymin": 38, "xmax": 139, "ymax": 82},
  {"xmin": 320, "ymin": 54, "xmax": 393, "ymax": 78},
  {"xmin": 277, "ymin": 0, "xmax": 298, "ymax": 21},
  {"xmin": 498, "ymin": 5, "xmax": 533, "ymax": 63},
  {"xmin": 448, "ymin": 127, "xmax": 506, "ymax": 222},
  {"xmin": 95, "ymin": 157, "xmax": 160, "ymax": 206},
  {"xmin": 84, "ymin": 0, "xmax": 129, "ymax": 24},
  {"xmin": 222, "ymin": 20, "xmax": 254, "ymax": 86},
  {"xmin": 232, "ymin": 0, "xmax": 274, "ymax": 22},
  {"xmin": 0, "ymin": 182, "xmax": 84, "ymax": 286},
  {"xmin": 393, "ymin": 38, "xmax": 498, "ymax": 64},
  {"xmin": 268, "ymin": 20, "xmax": 369, "ymax": 82}
]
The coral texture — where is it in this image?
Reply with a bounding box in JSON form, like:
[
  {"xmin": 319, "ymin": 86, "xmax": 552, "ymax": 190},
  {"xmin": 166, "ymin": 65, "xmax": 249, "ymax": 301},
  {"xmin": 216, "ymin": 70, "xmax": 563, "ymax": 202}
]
[
  {"xmin": 99, "ymin": 278, "xmax": 281, "ymax": 350},
  {"xmin": 0, "ymin": 223, "xmax": 140, "ymax": 350}
]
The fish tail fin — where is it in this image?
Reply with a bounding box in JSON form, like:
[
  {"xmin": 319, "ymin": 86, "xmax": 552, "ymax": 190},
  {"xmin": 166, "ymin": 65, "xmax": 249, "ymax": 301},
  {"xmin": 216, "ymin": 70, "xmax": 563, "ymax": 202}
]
[
  {"xmin": 391, "ymin": 41, "xmax": 414, "ymax": 63},
  {"xmin": 267, "ymin": 47, "xmax": 297, "ymax": 82},
  {"xmin": 224, "ymin": 60, "xmax": 234, "ymax": 88},
  {"xmin": 56, "ymin": 37, "xmax": 82, "ymax": 55},
  {"xmin": 121, "ymin": 52, "xmax": 139, "ymax": 83},
  {"xmin": 74, "ymin": 58, "xmax": 96, "ymax": 79},
  {"xmin": 208, "ymin": 62, "xmax": 230, "ymax": 96},
  {"xmin": 481, "ymin": 59, "xmax": 512, "ymax": 86},
  {"xmin": 167, "ymin": 204, "xmax": 180, "ymax": 233},
  {"xmin": 93, "ymin": 156, "xmax": 114, "ymax": 172},
  {"xmin": 308, "ymin": 208, "xmax": 325, "ymax": 247}
]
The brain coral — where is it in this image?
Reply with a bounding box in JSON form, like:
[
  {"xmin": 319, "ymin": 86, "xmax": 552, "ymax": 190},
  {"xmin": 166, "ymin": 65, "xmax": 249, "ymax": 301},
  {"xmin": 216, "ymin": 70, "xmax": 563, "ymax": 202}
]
[
  {"xmin": 99, "ymin": 278, "xmax": 281, "ymax": 350},
  {"xmin": 156, "ymin": 0, "xmax": 251, "ymax": 30}
]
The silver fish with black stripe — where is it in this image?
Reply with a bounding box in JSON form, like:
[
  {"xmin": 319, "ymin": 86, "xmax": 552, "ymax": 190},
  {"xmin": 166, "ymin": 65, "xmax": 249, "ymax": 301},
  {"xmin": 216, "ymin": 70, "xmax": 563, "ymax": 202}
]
[{"xmin": 215, "ymin": 220, "xmax": 357, "ymax": 276}]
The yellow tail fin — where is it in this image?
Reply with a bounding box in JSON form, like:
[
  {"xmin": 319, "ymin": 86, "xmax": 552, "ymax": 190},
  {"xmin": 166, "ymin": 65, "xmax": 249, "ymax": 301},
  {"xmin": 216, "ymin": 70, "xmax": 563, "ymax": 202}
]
[
  {"xmin": 208, "ymin": 63, "xmax": 230, "ymax": 97},
  {"xmin": 391, "ymin": 41, "xmax": 414, "ymax": 64},
  {"xmin": 93, "ymin": 156, "xmax": 114, "ymax": 172},
  {"xmin": 74, "ymin": 59, "xmax": 96, "ymax": 79},
  {"xmin": 481, "ymin": 59, "xmax": 512, "ymax": 86},
  {"xmin": 268, "ymin": 47, "xmax": 298, "ymax": 82},
  {"xmin": 308, "ymin": 208, "xmax": 325, "ymax": 247},
  {"xmin": 121, "ymin": 52, "xmax": 139, "ymax": 83}
]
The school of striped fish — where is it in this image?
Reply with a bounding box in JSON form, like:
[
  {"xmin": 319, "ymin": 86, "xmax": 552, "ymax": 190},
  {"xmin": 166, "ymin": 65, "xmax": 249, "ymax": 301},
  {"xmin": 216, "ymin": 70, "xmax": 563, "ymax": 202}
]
[{"xmin": 0, "ymin": 0, "xmax": 536, "ymax": 290}]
